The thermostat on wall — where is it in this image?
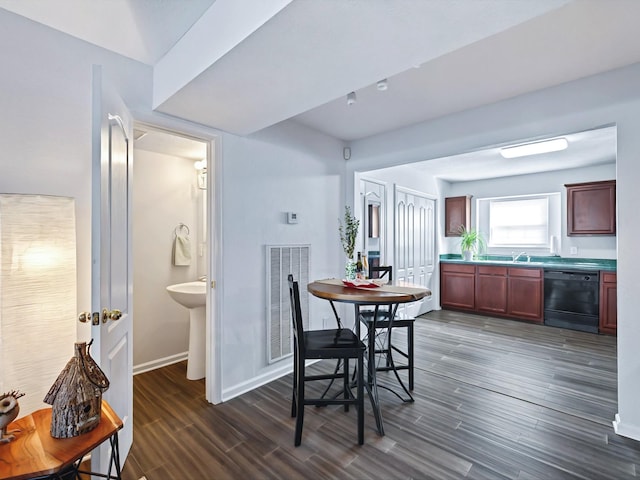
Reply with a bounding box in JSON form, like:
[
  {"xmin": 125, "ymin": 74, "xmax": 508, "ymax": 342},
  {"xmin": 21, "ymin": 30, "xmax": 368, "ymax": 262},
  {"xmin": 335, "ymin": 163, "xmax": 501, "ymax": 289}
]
[{"xmin": 287, "ymin": 212, "xmax": 299, "ymax": 224}]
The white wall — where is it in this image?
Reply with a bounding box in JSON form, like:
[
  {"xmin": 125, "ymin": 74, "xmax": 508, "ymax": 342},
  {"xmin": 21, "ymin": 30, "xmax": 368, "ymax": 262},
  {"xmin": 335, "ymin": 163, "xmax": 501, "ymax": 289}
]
[
  {"xmin": 217, "ymin": 122, "xmax": 346, "ymax": 398},
  {"xmin": 0, "ymin": 11, "xmax": 155, "ymax": 421},
  {"xmin": 0, "ymin": 9, "xmax": 348, "ymax": 407},
  {"xmin": 346, "ymin": 62, "xmax": 640, "ymax": 441},
  {"xmin": 0, "ymin": 10, "xmax": 159, "ymax": 418},
  {"xmin": 358, "ymin": 160, "xmax": 617, "ymax": 261},
  {"xmin": 5, "ymin": 5, "xmax": 640, "ymax": 443},
  {"xmin": 364, "ymin": 165, "xmax": 439, "ymax": 197},
  {"xmin": 444, "ymin": 163, "xmax": 617, "ymax": 259},
  {"xmin": 356, "ymin": 162, "xmax": 617, "ymax": 313},
  {"xmin": 0, "ymin": 11, "xmax": 151, "ymax": 340},
  {"xmin": 132, "ymin": 149, "xmax": 204, "ymax": 370}
]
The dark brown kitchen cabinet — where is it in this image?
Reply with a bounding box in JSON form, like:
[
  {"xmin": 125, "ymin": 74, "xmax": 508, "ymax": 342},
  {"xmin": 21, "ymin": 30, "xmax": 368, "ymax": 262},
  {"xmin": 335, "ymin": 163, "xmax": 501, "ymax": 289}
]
[
  {"xmin": 566, "ymin": 180, "xmax": 616, "ymax": 235},
  {"xmin": 445, "ymin": 196, "xmax": 471, "ymax": 236},
  {"xmin": 440, "ymin": 263, "xmax": 475, "ymax": 310},
  {"xmin": 507, "ymin": 267, "xmax": 543, "ymax": 322},
  {"xmin": 440, "ymin": 263, "xmax": 543, "ymax": 322},
  {"xmin": 599, "ymin": 271, "xmax": 617, "ymax": 335},
  {"xmin": 476, "ymin": 266, "xmax": 508, "ymax": 314}
]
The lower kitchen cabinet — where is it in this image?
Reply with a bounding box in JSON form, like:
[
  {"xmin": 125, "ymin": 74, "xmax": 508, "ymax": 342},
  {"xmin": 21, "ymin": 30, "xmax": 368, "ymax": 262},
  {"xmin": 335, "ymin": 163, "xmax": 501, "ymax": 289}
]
[
  {"xmin": 441, "ymin": 263, "xmax": 543, "ymax": 322},
  {"xmin": 440, "ymin": 263, "xmax": 475, "ymax": 310},
  {"xmin": 599, "ymin": 271, "xmax": 617, "ymax": 335},
  {"xmin": 476, "ymin": 266, "xmax": 508, "ymax": 314},
  {"xmin": 507, "ymin": 267, "xmax": 543, "ymax": 321}
]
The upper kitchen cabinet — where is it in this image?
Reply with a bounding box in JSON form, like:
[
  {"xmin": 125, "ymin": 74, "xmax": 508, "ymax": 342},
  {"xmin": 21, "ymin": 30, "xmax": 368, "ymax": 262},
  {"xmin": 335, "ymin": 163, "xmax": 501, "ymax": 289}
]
[
  {"xmin": 445, "ymin": 195, "xmax": 471, "ymax": 237},
  {"xmin": 565, "ymin": 180, "xmax": 616, "ymax": 236}
]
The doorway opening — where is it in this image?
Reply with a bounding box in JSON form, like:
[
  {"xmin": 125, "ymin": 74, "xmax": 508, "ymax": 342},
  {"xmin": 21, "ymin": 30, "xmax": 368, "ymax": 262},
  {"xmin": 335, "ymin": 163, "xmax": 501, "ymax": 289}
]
[{"xmin": 132, "ymin": 124, "xmax": 212, "ymax": 396}]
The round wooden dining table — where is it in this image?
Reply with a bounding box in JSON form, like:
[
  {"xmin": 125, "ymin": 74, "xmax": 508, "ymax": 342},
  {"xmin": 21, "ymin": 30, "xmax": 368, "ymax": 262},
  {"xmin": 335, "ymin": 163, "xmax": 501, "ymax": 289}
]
[
  {"xmin": 307, "ymin": 278, "xmax": 429, "ymax": 306},
  {"xmin": 307, "ymin": 278, "xmax": 431, "ymax": 435}
]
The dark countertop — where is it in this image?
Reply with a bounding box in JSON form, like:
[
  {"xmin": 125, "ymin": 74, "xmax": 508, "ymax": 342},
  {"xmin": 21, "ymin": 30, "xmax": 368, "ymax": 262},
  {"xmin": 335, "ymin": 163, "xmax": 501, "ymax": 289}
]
[{"xmin": 440, "ymin": 254, "xmax": 616, "ymax": 272}]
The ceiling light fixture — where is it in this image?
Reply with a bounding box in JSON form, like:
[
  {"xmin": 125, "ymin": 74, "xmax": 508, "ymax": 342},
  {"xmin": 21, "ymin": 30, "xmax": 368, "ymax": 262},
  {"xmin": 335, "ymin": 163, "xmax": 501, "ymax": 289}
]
[
  {"xmin": 346, "ymin": 91, "xmax": 356, "ymax": 106},
  {"xmin": 376, "ymin": 79, "xmax": 388, "ymax": 91},
  {"xmin": 500, "ymin": 137, "xmax": 568, "ymax": 159},
  {"xmin": 194, "ymin": 159, "xmax": 207, "ymax": 190}
]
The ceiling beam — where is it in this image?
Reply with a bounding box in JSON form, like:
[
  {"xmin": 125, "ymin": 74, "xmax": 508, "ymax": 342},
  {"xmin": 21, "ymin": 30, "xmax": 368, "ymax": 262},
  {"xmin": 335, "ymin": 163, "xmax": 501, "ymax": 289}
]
[{"xmin": 153, "ymin": 0, "xmax": 293, "ymax": 109}]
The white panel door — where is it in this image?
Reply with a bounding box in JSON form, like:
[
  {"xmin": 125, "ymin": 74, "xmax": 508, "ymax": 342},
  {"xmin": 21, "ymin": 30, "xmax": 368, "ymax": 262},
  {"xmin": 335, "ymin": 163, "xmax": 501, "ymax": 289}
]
[
  {"xmin": 90, "ymin": 65, "xmax": 134, "ymax": 471},
  {"xmin": 395, "ymin": 187, "xmax": 436, "ymax": 316},
  {"xmin": 395, "ymin": 189, "xmax": 409, "ymax": 283},
  {"xmin": 416, "ymin": 194, "xmax": 436, "ymax": 314}
]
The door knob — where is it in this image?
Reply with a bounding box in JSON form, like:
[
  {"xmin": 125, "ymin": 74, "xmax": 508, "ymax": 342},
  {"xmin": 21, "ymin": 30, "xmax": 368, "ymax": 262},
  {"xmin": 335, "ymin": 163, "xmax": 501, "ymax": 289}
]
[
  {"xmin": 79, "ymin": 311, "xmax": 106, "ymax": 325},
  {"xmin": 79, "ymin": 309, "xmax": 122, "ymax": 324},
  {"xmin": 102, "ymin": 308, "xmax": 122, "ymax": 323}
]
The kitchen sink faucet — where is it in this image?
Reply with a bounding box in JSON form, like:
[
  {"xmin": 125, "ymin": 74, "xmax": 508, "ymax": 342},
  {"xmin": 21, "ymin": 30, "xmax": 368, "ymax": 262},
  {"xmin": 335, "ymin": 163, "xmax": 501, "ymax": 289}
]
[{"xmin": 512, "ymin": 251, "xmax": 530, "ymax": 262}]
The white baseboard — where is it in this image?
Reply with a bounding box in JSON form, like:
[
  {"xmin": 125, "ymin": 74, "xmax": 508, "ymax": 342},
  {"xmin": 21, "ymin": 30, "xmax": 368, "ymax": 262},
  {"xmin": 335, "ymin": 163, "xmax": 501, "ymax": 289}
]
[
  {"xmin": 613, "ymin": 413, "xmax": 640, "ymax": 441},
  {"xmin": 134, "ymin": 354, "xmax": 306, "ymax": 404},
  {"xmin": 222, "ymin": 362, "xmax": 293, "ymax": 402},
  {"xmin": 133, "ymin": 352, "xmax": 188, "ymax": 376}
]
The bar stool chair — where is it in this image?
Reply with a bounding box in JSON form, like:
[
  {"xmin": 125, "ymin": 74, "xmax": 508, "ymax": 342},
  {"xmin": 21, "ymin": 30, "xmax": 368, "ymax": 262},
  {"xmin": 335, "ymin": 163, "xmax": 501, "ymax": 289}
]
[
  {"xmin": 288, "ymin": 274, "xmax": 365, "ymax": 446},
  {"xmin": 359, "ymin": 265, "xmax": 415, "ymax": 401}
]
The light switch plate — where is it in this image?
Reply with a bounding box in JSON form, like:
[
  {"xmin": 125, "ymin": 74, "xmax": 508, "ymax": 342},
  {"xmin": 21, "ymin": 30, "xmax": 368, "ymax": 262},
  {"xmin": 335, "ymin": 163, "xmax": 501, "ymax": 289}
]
[{"xmin": 287, "ymin": 212, "xmax": 298, "ymax": 224}]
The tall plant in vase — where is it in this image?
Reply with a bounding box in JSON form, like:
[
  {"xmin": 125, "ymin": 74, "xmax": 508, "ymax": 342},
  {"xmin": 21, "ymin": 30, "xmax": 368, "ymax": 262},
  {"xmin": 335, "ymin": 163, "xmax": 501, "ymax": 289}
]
[
  {"xmin": 339, "ymin": 206, "xmax": 360, "ymax": 280},
  {"xmin": 459, "ymin": 226, "xmax": 485, "ymax": 261}
]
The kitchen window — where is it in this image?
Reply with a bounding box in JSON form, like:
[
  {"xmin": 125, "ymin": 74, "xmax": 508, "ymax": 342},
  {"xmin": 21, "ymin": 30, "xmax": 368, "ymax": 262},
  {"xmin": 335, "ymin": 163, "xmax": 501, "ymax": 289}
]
[{"xmin": 477, "ymin": 193, "xmax": 561, "ymax": 250}]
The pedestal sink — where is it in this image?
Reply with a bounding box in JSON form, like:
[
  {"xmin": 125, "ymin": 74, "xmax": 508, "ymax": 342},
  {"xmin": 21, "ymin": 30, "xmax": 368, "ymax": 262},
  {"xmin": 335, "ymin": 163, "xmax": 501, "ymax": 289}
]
[{"xmin": 166, "ymin": 281, "xmax": 206, "ymax": 380}]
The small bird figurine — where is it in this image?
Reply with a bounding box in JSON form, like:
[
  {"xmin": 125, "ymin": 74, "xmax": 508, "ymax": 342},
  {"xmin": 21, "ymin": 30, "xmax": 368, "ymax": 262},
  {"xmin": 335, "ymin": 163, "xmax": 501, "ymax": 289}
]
[{"xmin": 0, "ymin": 390, "xmax": 24, "ymax": 443}]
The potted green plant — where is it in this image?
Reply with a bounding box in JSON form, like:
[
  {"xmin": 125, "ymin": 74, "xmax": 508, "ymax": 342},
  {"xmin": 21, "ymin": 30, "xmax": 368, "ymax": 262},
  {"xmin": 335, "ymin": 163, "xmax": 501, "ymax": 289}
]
[
  {"xmin": 459, "ymin": 226, "xmax": 485, "ymax": 261},
  {"xmin": 339, "ymin": 206, "xmax": 360, "ymax": 279}
]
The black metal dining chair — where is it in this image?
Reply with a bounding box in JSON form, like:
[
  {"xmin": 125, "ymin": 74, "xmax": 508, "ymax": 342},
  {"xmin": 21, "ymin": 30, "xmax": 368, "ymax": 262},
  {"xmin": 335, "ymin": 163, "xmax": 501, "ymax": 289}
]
[
  {"xmin": 359, "ymin": 265, "xmax": 416, "ymax": 401},
  {"xmin": 288, "ymin": 274, "xmax": 365, "ymax": 446}
]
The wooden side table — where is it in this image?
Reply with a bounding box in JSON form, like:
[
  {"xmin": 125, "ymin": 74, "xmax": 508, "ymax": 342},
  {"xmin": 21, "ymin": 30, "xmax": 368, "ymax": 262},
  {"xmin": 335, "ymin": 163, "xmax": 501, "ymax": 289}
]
[{"xmin": 0, "ymin": 400, "xmax": 123, "ymax": 480}]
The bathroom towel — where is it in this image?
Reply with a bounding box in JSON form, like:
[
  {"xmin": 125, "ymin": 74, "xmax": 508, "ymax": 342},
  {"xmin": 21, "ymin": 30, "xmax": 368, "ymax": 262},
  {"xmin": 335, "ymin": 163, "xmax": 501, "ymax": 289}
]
[{"xmin": 173, "ymin": 231, "xmax": 191, "ymax": 266}]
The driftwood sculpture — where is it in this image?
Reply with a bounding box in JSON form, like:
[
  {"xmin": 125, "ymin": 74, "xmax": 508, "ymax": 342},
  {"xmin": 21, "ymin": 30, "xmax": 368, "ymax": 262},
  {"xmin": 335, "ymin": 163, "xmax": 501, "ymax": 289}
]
[
  {"xmin": 0, "ymin": 390, "xmax": 24, "ymax": 443},
  {"xmin": 44, "ymin": 341, "xmax": 109, "ymax": 438}
]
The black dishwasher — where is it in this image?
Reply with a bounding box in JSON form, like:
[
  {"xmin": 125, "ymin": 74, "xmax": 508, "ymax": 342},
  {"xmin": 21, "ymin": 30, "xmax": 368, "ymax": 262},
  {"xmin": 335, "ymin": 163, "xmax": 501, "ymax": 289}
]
[{"xmin": 543, "ymin": 270, "xmax": 599, "ymax": 333}]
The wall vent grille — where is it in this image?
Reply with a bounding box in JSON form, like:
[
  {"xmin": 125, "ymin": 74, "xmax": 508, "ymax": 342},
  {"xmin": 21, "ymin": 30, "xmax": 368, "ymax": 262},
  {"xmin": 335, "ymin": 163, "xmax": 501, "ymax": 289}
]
[{"xmin": 266, "ymin": 244, "xmax": 310, "ymax": 364}]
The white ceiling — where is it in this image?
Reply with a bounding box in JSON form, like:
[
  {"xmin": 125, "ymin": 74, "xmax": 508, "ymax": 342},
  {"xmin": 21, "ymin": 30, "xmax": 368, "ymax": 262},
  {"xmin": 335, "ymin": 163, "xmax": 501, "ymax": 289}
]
[
  {"xmin": 133, "ymin": 127, "xmax": 208, "ymax": 162},
  {"xmin": 410, "ymin": 125, "xmax": 616, "ymax": 182},
  {"xmin": 1, "ymin": 0, "xmax": 633, "ymax": 179},
  {"xmin": 0, "ymin": 0, "xmax": 217, "ymax": 65}
]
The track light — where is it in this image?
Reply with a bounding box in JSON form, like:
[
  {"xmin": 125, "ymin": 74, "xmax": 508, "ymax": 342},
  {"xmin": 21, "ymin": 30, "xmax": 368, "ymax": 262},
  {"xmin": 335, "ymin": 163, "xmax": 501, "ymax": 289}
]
[
  {"xmin": 376, "ymin": 79, "xmax": 388, "ymax": 91},
  {"xmin": 347, "ymin": 91, "xmax": 356, "ymax": 106}
]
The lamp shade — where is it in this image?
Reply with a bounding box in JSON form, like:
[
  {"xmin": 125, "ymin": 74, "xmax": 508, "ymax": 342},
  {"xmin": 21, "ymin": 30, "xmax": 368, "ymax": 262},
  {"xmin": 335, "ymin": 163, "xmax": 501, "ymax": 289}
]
[{"xmin": 0, "ymin": 194, "xmax": 77, "ymax": 415}]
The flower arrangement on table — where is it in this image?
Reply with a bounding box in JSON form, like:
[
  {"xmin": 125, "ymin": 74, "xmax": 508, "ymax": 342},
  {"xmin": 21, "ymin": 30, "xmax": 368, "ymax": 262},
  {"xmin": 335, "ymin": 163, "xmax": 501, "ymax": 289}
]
[{"xmin": 339, "ymin": 206, "xmax": 360, "ymax": 280}]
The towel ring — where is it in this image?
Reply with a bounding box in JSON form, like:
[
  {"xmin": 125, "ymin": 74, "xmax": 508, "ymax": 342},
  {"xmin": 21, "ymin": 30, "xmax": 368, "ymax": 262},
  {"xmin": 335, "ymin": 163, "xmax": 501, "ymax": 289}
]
[{"xmin": 175, "ymin": 223, "xmax": 190, "ymax": 236}]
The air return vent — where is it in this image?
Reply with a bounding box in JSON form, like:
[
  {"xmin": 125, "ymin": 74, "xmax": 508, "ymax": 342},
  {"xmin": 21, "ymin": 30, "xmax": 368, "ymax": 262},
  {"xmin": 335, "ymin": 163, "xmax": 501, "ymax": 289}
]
[{"xmin": 266, "ymin": 244, "xmax": 310, "ymax": 363}]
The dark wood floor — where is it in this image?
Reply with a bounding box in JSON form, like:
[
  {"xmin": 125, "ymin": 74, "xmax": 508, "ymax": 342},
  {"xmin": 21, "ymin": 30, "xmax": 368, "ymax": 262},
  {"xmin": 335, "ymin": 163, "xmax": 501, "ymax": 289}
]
[{"xmin": 122, "ymin": 310, "xmax": 640, "ymax": 479}]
